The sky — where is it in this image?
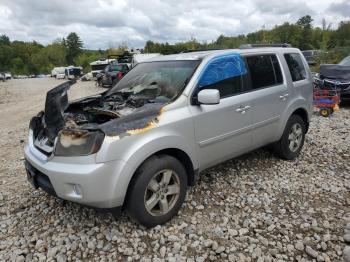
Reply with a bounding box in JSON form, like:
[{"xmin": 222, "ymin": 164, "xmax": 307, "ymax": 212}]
[{"xmin": 0, "ymin": 0, "xmax": 349, "ymax": 50}]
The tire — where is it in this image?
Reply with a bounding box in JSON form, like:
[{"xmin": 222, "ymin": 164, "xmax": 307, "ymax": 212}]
[
  {"xmin": 126, "ymin": 155, "xmax": 187, "ymax": 228},
  {"xmin": 320, "ymin": 108, "xmax": 331, "ymax": 117},
  {"xmin": 273, "ymin": 114, "xmax": 306, "ymax": 160}
]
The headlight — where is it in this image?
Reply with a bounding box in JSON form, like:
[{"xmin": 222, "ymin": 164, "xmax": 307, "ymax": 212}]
[{"xmin": 55, "ymin": 129, "xmax": 105, "ymax": 156}]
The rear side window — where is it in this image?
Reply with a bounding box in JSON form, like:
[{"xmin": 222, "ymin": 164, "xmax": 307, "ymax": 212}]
[
  {"xmin": 245, "ymin": 54, "xmax": 283, "ymax": 90},
  {"xmin": 284, "ymin": 53, "xmax": 306, "ymax": 81}
]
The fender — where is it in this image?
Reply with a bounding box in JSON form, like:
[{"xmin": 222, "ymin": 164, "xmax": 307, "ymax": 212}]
[
  {"xmin": 278, "ymin": 96, "xmax": 310, "ymax": 139},
  {"xmin": 96, "ymin": 129, "xmax": 198, "ymax": 206}
]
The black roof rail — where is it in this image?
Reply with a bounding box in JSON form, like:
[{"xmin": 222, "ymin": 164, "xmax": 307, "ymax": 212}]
[
  {"xmin": 239, "ymin": 43, "xmax": 292, "ymax": 49},
  {"xmin": 180, "ymin": 48, "xmax": 223, "ymax": 53}
]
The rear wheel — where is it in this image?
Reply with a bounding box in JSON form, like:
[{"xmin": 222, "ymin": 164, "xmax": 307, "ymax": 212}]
[
  {"xmin": 274, "ymin": 115, "xmax": 306, "ymax": 160},
  {"xmin": 126, "ymin": 155, "xmax": 187, "ymax": 228}
]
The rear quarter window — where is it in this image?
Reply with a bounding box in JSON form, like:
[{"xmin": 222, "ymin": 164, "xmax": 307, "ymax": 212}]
[{"xmin": 284, "ymin": 53, "xmax": 307, "ymax": 82}]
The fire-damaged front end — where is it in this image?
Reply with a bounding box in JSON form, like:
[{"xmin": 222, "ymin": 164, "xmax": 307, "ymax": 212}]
[
  {"xmin": 24, "ymin": 81, "xmax": 166, "ymax": 210},
  {"xmin": 29, "ymin": 81, "xmax": 164, "ymax": 158},
  {"xmin": 24, "ymin": 59, "xmax": 199, "ymax": 210}
]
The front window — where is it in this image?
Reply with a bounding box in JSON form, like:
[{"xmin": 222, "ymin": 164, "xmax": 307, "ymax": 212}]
[
  {"xmin": 107, "ymin": 60, "xmax": 199, "ymax": 101},
  {"xmin": 197, "ymin": 54, "xmax": 247, "ymax": 98},
  {"xmin": 339, "ymin": 56, "xmax": 350, "ymax": 66}
]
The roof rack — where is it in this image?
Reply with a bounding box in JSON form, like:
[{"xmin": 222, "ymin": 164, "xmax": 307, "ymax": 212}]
[
  {"xmin": 239, "ymin": 43, "xmax": 292, "ymax": 49},
  {"xmin": 180, "ymin": 48, "xmax": 223, "ymax": 53}
]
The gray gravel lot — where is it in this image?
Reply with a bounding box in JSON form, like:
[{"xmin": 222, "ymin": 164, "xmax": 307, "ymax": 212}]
[{"xmin": 0, "ymin": 78, "xmax": 349, "ymax": 261}]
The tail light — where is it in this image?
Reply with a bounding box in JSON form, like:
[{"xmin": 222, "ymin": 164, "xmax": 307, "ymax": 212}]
[{"xmin": 117, "ymin": 72, "xmax": 123, "ymax": 79}]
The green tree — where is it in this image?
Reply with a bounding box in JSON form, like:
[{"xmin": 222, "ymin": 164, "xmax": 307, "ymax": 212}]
[
  {"xmin": 0, "ymin": 34, "xmax": 10, "ymax": 46},
  {"xmin": 75, "ymin": 51, "xmax": 102, "ymax": 73},
  {"xmin": 10, "ymin": 57, "xmax": 28, "ymax": 75},
  {"xmin": 65, "ymin": 32, "xmax": 83, "ymax": 64},
  {"xmin": 296, "ymin": 15, "xmax": 314, "ymax": 50}
]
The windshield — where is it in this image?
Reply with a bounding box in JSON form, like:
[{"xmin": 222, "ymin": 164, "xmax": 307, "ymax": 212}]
[
  {"xmin": 106, "ymin": 60, "xmax": 199, "ymax": 100},
  {"xmin": 339, "ymin": 56, "xmax": 350, "ymax": 66}
]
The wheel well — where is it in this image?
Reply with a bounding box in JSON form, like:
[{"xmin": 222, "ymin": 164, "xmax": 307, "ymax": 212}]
[
  {"xmin": 123, "ymin": 148, "xmax": 196, "ymax": 209},
  {"xmin": 154, "ymin": 148, "xmax": 196, "ymax": 186},
  {"xmin": 292, "ymin": 108, "xmax": 309, "ymax": 133}
]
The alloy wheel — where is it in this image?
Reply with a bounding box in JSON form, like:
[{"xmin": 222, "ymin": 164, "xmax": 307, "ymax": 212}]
[
  {"xmin": 288, "ymin": 123, "xmax": 303, "ymax": 152},
  {"xmin": 144, "ymin": 169, "xmax": 180, "ymax": 216}
]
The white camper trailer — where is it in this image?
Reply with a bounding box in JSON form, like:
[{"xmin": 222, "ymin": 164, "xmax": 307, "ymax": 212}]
[{"xmin": 131, "ymin": 53, "xmax": 162, "ymax": 68}]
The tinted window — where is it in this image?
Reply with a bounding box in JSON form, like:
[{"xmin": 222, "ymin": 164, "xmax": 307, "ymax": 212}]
[
  {"xmin": 246, "ymin": 55, "xmax": 282, "ymax": 90},
  {"xmin": 339, "ymin": 56, "xmax": 350, "ymax": 66},
  {"xmin": 271, "ymin": 55, "xmax": 283, "ymax": 84},
  {"xmin": 284, "ymin": 53, "xmax": 306, "ymax": 81},
  {"xmin": 201, "ymin": 76, "xmax": 242, "ymax": 98},
  {"xmin": 110, "ymin": 65, "xmax": 128, "ymax": 72}
]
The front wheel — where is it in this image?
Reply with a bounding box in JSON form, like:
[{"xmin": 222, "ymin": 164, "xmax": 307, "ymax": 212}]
[
  {"xmin": 273, "ymin": 115, "xmax": 306, "ymax": 160},
  {"xmin": 126, "ymin": 155, "xmax": 187, "ymax": 228}
]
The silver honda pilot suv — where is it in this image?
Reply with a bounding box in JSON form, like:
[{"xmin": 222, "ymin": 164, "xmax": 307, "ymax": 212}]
[{"xmin": 24, "ymin": 47, "xmax": 313, "ymax": 227}]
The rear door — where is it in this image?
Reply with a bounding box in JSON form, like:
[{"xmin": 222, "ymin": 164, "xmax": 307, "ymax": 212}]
[
  {"xmin": 190, "ymin": 54, "xmax": 253, "ymax": 169},
  {"xmin": 243, "ymin": 54, "xmax": 289, "ymax": 148}
]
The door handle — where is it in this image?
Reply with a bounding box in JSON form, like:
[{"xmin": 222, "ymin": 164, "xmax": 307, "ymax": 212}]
[
  {"xmin": 236, "ymin": 105, "xmax": 250, "ymax": 114},
  {"xmin": 279, "ymin": 93, "xmax": 289, "ymax": 101}
]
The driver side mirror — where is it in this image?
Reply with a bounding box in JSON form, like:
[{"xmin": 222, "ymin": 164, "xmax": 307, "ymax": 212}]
[{"xmin": 197, "ymin": 89, "xmax": 220, "ymax": 105}]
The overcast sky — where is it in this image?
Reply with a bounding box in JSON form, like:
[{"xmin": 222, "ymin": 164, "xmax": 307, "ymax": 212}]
[{"xmin": 0, "ymin": 0, "xmax": 349, "ymax": 49}]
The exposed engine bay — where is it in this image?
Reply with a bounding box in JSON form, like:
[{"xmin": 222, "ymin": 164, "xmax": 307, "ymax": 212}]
[
  {"xmin": 29, "ymin": 60, "xmax": 199, "ymax": 156},
  {"xmin": 30, "ymin": 81, "xmax": 168, "ymax": 155}
]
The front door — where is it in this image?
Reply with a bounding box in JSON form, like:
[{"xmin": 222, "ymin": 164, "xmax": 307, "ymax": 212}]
[{"xmin": 190, "ymin": 54, "xmax": 253, "ymax": 170}]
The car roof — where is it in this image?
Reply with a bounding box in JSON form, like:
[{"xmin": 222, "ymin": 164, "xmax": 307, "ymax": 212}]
[{"xmin": 145, "ymin": 47, "xmax": 301, "ymax": 62}]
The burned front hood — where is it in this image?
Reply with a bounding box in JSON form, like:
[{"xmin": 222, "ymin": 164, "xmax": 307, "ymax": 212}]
[
  {"xmin": 41, "ymin": 81, "xmax": 166, "ymax": 143},
  {"xmin": 320, "ymin": 64, "xmax": 350, "ymax": 82},
  {"xmin": 44, "ymin": 81, "xmax": 71, "ymax": 141},
  {"xmin": 97, "ymin": 103, "xmax": 163, "ymax": 137}
]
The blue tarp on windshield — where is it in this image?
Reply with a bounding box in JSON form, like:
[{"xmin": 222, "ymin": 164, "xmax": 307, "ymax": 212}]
[{"xmin": 198, "ymin": 53, "xmax": 247, "ymax": 87}]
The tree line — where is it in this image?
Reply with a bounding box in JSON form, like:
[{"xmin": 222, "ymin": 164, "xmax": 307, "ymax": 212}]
[
  {"xmin": 0, "ymin": 32, "xmax": 105, "ymax": 75},
  {"xmin": 145, "ymin": 16, "xmax": 350, "ymax": 67},
  {"xmin": 1, "ymin": 15, "xmax": 349, "ymax": 75}
]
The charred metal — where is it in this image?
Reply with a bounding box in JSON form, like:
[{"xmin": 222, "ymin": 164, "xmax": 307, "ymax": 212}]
[{"xmin": 30, "ymin": 81, "xmax": 167, "ymax": 155}]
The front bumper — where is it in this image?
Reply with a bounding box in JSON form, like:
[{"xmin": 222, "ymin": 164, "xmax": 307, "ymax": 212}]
[{"xmin": 24, "ymin": 138, "xmax": 133, "ymax": 209}]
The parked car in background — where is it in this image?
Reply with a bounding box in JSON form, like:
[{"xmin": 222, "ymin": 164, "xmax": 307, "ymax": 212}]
[
  {"xmin": 90, "ymin": 58, "xmax": 115, "ymax": 78},
  {"xmin": 64, "ymin": 66, "xmax": 82, "ymax": 80},
  {"xmin": 302, "ymin": 50, "xmax": 320, "ymax": 66},
  {"xmin": 51, "ymin": 67, "xmax": 66, "ymax": 78},
  {"xmin": 24, "ymin": 46, "xmax": 312, "ymax": 227},
  {"xmin": 4, "ymin": 72, "xmax": 12, "ymax": 80},
  {"xmin": 0, "ymin": 72, "xmax": 5, "ymax": 81},
  {"xmin": 96, "ymin": 63, "xmax": 129, "ymax": 87},
  {"xmin": 314, "ymin": 55, "xmax": 350, "ymax": 102},
  {"xmin": 80, "ymin": 72, "xmax": 94, "ymax": 81}
]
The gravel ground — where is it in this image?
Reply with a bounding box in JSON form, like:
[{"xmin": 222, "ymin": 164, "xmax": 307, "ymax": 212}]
[{"xmin": 0, "ymin": 78, "xmax": 349, "ymax": 261}]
